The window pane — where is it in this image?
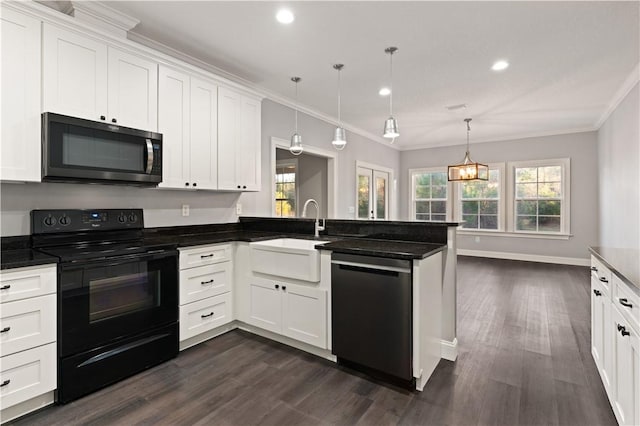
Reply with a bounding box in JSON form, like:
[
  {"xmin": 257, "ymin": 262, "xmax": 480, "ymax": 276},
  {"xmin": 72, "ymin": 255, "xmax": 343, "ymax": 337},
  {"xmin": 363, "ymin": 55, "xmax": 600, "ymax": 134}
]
[
  {"xmin": 462, "ymin": 215, "xmax": 478, "ymax": 229},
  {"xmin": 432, "ymin": 214, "xmax": 446, "ymax": 222},
  {"xmin": 416, "ymin": 214, "xmax": 430, "ymax": 221},
  {"xmin": 376, "ymin": 177, "xmax": 386, "ymax": 220},
  {"xmin": 358, "ymin": 175, "xmax": 370, "ymax": 219},
  {"xmin": 539, "ymin": 166, "xmax": 561, "ymax": 182},
  {"xmin": 539, "ymin": 216, "xmax": 561, "ymax": 232},
  {"xmin": 415, "ymin": 174, "xmax": 430, "ymax": 186},
  {"xmin": 538, "ymin": 200, "xmax": 561, "ymax": 216},
  {"xmin": 462, "ymin": 201, "xmax": 478, "ymax": 214},
  {"xmin": 415, "ymin": 201, "xmax": 430, "ymax": 214},
  {"xmin": 516, "ymin": 200, "xmax": 537, "ymax": 215},
  {"xmin": 538, "ymin": 182, "xmax": 561, "ymax": 198},
  {"xmin": 516, "ymin": 167, "xmax": 537, "ymax": 183},
  {"xmin": 432, "ymin": 185, "xmax": 447, "ymax": 199},
  {"xmin": 432, "ymin": 172, "xmax": 447, "ymax": 185},
  {"xmin": 431, "ymin": 201, "xmax": 446, "ymax": 214},
  {"xmin": 480, "ymin": 215, "xmax": 498, "ymax": 229},
  {"xmin": 516, "ymin": 216, "xmax": 537, "ymax": 231},
  {"xmin": 516, "ymin": 183, "xmax": 537, "ymax": 198},
  {"xmin": 415, "ymin": 185, "xmax": 430, "ymax": 199},
  {"xmin": 479, "ymin": 200, "xmax": 497, "ymax": 214}
]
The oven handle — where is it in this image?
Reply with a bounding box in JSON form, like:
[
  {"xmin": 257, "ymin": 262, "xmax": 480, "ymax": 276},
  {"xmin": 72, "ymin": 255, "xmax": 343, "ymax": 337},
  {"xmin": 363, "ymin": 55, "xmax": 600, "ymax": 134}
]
[{"xmin": 61, "ymin": 249, "xmax": 178, "ymax": 270}]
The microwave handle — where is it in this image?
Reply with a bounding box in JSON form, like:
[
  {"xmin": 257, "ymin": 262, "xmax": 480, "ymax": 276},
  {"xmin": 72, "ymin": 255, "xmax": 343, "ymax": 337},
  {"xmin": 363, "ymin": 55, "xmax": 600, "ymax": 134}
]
[{"xmin": 145, "ymin": 139, "xmax": 154, "ymax": 174}]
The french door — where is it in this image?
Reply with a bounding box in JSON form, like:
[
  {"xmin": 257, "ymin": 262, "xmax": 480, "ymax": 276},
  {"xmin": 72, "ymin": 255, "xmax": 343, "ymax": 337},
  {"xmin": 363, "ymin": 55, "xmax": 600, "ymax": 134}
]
[{"xmin": 357, "ymin": 166, "xmax": 389, "ymax": 220}]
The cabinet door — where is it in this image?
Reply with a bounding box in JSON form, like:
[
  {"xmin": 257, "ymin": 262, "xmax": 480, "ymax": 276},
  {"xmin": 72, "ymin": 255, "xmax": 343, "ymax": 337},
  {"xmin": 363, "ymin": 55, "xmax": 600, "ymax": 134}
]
[
  {"xmin": 42, "ymin": 24, "xmax": 108, "ymax": 121},
  {"xmin": 1, "ymin": 8, "xmax": 41, "ymax": 182},
  {"xmin": 612, "ymin": 307, "xmax": 639, "ymax": 426},
  {"xmin": 217, "ymin": 86, "xmax": 241, "ymax": 190},
  {"xmin": 282, "ymin": 284, "xmax": 326, "ymax": 348},
  {"xmin": 238, "ymin": 96, "xmax": 262, "ymax": 191},
  {"xmin": 158, "ymin": 66, "xmax": 190, "ymax": 189},
  {"xmin": 248, "ymin": 280, "xmax": 282, "ymax": 334},
  {"xmin": 592, "ymin": 278, "xmax": 605, "ymax": 368},
  {"xmin": 189, "ymin": 78, "xmax": 218, "ymax": 190},
  {"xmin": 107, "ymin": 47, "xmax": 158, "ymax": 131}
]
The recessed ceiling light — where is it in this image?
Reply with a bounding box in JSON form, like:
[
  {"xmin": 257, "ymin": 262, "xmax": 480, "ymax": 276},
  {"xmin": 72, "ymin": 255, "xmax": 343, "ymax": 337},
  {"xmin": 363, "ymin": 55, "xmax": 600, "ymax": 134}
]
[
  {"xmin": 276, "ymin": 9, "xmax": 294, "ymax": 24},
  {"xmin": 379, "ymin": 87, "xmax": 391, "ymax": 96},
  {"xmin": 491, "ymin": 60, "xmax": 509, "ymax": 71},
  {"xmin": 446, "ymin": 103, "xmax": 467, "ymax": 111}
]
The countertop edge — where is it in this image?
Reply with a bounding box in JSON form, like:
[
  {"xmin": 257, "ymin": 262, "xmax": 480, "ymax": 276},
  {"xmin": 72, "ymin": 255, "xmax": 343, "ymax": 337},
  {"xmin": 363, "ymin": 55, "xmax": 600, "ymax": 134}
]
[{"xmin": 588, "ymin": 247, "xmax": 640, "ymax": 296}]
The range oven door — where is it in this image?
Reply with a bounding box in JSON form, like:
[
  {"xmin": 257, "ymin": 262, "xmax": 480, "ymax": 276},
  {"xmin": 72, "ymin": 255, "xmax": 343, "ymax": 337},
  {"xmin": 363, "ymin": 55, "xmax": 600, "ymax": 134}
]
[{"xmin": 59, "ymin": 250, "xmax": 178, "ymax": 358}]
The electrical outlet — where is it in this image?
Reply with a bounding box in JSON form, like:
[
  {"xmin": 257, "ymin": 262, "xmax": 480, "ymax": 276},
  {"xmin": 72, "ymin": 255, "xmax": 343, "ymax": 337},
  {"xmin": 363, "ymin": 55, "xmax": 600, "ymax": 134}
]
[
  {"xmin": 236, "ymin": 203, "xmax": 242, "ymax": 215},
  {"xmin": 182, "ymin": 205, "xmax": 190, "ymax": 217}
]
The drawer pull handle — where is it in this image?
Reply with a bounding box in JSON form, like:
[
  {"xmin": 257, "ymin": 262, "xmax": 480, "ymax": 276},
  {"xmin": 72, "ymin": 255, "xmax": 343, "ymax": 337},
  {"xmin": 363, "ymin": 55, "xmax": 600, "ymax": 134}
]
[
  {"xmin": 618, "ymin": 325, "xmax": 631, "ymax": 337},
  {"xmin": 619, "ymin": 298, "xmax": 633, "ymax": 308},
  {"xmin": 590, "ymin": 266, "xmax": 598, "ymax": 272},
  {"xmin": 0, "ymin": 380, "xmax": 10, "ymax": 387},
  {"xmin": 200, "ymin": 254, "xmax": 214, "ymax": 259},
  {"xmin": 0, "ymin": 327, "xmax": 10, "ymax": 333},
  {"xmin": 0, "ymin": 285, "xmax": 10, "ymax": 290},
  {"xmin": 593, "ymin": 289, "xmax": 602, "ymax": 296},
  {"xmin": 201, "ymin": 279, "xmax": 215, "ymax": 285},
  {"xmin": 201, "ymin": 312, "xmax": 214, "ymax": 318},
  {"xmin": 599, "ymin": 277, "xmax": 608, "ymax": 283}
]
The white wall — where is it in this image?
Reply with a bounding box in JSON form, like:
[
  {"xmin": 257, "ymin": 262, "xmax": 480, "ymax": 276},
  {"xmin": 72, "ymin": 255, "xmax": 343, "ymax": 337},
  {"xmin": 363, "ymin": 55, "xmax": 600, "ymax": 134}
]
[
  {"xmin": 399, "ymin": 131, "xmax": 599, "ymax": 261},
  {"xmin": 0, "ymin": 99, "xmax": 399, "ymax": 236},
  {"xmin": 597, "ymin": 83, "xmax": 639, "ymax": 249}
]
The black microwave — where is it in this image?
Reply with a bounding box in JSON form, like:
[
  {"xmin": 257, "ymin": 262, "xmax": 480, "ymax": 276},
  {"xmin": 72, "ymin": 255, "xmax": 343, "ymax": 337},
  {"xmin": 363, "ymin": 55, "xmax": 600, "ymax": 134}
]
[{"xmin": 42, "ymin": 113, "xmax": 163, "ymax": 185}]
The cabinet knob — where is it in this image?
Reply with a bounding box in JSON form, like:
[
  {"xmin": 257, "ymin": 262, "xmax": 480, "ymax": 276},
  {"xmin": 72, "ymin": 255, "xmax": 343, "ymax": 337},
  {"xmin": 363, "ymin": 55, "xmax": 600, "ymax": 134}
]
[
  {"xmin": 111, "ymin": 118, "xmax": 117, "ymax": 123},
  {"xmin": 100, "ymin": 115, "xmax": 106, "ymax": 121},
  {"xmin": 237, "ymin": 185, "xmax": 241, "ymax": 189},
  {"xmin": 185, "ymin": 182, "xmax": 190, "ymax": 187},
  {"xmin": 275, "ymin": 284, "xmax": 279, "ymax": 289},
  {"xmin": 593, "ymin": 289, "xmax": 602, "ymax": 296},
  {"xmin": 599, "ymin": 277, "xmax": 608, "ymax": 283},
  {"xmin": 193, "ymin": 183, "xmax": 197, "ymax": 187},
  {"xmin": 0, "ymin": 285, "xmax": 10, "ymax": 290},
  {"xmin": 282, "ymin": 286, "xmax": 287, "ymax": 291},
  {"xmin": 619, "ymin": 298, "xmax": 633, "ymax": 308},
  {"xmin": 243, "ymin": 185, "xmax": 247, "ymax": 189}
]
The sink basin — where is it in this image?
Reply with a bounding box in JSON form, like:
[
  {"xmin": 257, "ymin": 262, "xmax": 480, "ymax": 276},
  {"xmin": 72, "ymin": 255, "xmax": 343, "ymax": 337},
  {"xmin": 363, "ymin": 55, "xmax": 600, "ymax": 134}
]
[{"xmin": 250, "ymin": 238, "xmax": 327, "ymax": 282}]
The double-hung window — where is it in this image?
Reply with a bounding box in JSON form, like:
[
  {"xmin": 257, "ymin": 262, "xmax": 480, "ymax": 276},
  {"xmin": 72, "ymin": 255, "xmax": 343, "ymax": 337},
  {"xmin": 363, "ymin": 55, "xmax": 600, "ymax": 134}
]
[
  {"xmin": 410, "ymin": 168, "xmax": 449, "ymax": 221},
  {"xmin": 458, "ymin": 165, "xmax": 504, "ymax": 231},
  {"xmin": 510, "ymin": 158, "xmax": 570, "ymax": 234}
]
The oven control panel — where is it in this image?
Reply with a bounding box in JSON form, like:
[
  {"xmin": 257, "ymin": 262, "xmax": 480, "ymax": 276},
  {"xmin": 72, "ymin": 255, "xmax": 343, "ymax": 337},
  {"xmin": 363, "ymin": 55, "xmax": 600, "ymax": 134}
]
[{"xmin": 31, "ymin": 209, "xmax": 143, "ymax": 234}]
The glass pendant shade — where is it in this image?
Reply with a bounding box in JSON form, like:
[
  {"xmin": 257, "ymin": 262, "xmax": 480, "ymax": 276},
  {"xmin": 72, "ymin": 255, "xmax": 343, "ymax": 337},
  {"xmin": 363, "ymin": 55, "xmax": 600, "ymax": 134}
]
[
  {"xmin": 290, "ymin": 133, "xmax": 303, "ymax": 155},
  {"xmin": 383, "ymin": 117, "xmax": 399, "ymax": 139},
  {"xmin": 448, "ymin": 118, "xmax": 488, "ymax": 181},
  {"xmin": 332, "ymin": 127, "xmax": 347, "ymax": 150}
]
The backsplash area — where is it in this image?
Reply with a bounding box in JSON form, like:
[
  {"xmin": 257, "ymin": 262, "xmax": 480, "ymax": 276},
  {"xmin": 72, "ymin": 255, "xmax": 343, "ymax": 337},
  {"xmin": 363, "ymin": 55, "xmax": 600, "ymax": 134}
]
[{"xmin": 0, "ymin": 182, "xmax": 243, "ymax": 236}]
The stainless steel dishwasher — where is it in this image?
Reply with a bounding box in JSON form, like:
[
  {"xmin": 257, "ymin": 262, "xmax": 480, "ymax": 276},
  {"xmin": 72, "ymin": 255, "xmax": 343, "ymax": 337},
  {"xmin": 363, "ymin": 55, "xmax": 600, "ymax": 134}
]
[{"xmin": 331, "ymin": 252, "xmax": 413, "ymax": 384}]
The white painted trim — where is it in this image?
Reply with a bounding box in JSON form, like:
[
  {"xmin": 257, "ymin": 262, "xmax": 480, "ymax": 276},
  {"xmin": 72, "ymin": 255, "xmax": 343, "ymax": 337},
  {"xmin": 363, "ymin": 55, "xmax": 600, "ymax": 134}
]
[
  {"xmin": 0, "ymin": 391, "xmax": 55, "ymax": 423},
  {"xmin": 408, "ymin": 166, "xmax": 453, "ymax": 222},
  {"xmin": 441, "ymin": 338, "xmax": 458, "ymax": 361},
  {"xmin": 453, "ymin": 162, "xmax": 506, "ymax": 232},
  {"xmin": 70, "ymin": 1, "xmax": 140, "ymax": 38},
  {"xmin": 458, "ymin": 249, "xmax": 590, "ymax": 266},
  {"xmin": 270, "ymin": 137, "xmax": 338, "ymax": 219},
  {"xmin": 595, "ymin": 63, "xmax": 640, "ymax": 129}
]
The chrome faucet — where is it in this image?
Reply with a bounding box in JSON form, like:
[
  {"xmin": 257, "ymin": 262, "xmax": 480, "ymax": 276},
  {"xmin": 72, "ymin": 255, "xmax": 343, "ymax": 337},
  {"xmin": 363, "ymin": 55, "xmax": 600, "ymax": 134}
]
[{"xmin": 301, "ymin": 199, "xmax": 325, "ymax": 238}]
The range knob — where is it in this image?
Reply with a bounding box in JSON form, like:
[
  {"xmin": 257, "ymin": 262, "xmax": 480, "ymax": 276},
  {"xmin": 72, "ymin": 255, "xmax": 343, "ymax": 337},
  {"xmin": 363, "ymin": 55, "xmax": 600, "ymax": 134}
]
[
  {"xmin": 59, "ymin": 216, "xmax": 71, "ymax": 226},
  {"xmin": 128, "ymin": 213, "xmax": 138, "ymax": 223},
  {"xmin": 43, "ymin": 215, "xmax": 57, "ymax": 227},
  {"xmin": 117, "ymin": 214, "xmax": 127, "ymax": 224}
]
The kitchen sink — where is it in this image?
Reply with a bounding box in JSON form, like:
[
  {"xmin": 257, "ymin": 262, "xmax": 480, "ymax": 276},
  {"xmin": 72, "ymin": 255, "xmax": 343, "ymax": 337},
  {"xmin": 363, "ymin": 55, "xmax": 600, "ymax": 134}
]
[{"xmin": 250, "ymin": 238, "xmax": 328, "ymax": 282}]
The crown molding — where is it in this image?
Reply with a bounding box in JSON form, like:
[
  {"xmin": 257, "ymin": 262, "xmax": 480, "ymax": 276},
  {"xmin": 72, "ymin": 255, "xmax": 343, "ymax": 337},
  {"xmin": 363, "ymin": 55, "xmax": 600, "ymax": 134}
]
[
  {"xmin": 594, "ymin": 63, "xmax": 640, "ymax": 129},
  {"xmin": 70, "ymin": 1, "xmax": 140, "ymax": 38}
]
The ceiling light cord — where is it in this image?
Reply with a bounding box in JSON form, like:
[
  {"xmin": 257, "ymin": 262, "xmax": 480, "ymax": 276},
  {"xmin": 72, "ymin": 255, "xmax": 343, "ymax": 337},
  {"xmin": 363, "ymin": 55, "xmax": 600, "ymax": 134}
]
[
  {"xmin": 337, "ymin": 66, "xmax": 342, "ymax": 126},
  {"xmin": 294, "ymin": 80, "xmax": 299, "ymax": 133},
  {"xmin": 465, "ymin": 118, "xmax": 471, "ymax": 161},
  {"xmin": 389, "ymin": 51, "xmax": 393, "ymax": 116}
]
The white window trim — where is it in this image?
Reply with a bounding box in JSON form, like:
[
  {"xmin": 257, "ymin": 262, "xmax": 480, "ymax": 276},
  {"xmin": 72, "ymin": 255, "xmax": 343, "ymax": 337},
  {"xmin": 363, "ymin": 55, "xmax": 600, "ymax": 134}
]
[
  {"xmin": 408, "ymin": 167, "xmax": 453, "ymax": 222},
  {"xmin": 506, "ymin": 157, "xmax": 571, "ymax": 236},
  {"xmin": 275, "ymin": 159, "xmax": 298, "ymax": 217},
  {"xmin": 453, "ymin": 162, "xmax": 506, "ymax": 232}
]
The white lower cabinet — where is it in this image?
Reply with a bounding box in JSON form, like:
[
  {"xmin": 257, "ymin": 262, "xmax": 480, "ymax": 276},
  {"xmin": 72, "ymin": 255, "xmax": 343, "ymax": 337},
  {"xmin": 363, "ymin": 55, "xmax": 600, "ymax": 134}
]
[
  {"xmin": 591, "ymin": 255, "xmax": 640, "ymax": 426},
  {"xmin": 178, "ymin": 244, "xmax": 233, "ymax": 346},
  {"xmin": 248, "ymin": 277, "xmax": 326, "ymax": 348},
  {"xmin": 0, "ymin": 343, "xmax": 56, "ymax": 410}
]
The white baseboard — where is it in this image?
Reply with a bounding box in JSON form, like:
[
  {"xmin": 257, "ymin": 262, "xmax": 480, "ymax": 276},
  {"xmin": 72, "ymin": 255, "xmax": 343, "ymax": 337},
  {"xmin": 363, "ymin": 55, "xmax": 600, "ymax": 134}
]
[
  {"xmin": 441, "ymin": 338, "xmax": 458, "ymax": 361},
  {"xmin": 458, "ymin": 249, "xmax": 590, "ymax": 266}
]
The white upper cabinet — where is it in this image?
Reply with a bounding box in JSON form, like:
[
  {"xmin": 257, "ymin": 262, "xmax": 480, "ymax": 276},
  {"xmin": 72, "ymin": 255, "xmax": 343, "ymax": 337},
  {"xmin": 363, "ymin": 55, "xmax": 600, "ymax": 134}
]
[
  {"xmin": 218, "ymin": 87, "xmax": 261, "ymax": 191},
  {"xmin": 1, "ymin": 7, "xmax": 42, "ymax": 182},
  {"xmin": 158, "ymin": 66, "xmax": 218, "ymax": 190},
  {"xmin": 43, "ymin": 24, "xmax": 157, "ymax": 131}
]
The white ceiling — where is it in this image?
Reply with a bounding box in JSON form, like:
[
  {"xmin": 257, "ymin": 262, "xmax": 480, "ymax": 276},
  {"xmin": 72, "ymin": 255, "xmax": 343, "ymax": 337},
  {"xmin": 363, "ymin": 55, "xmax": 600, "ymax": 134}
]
[{"xmin": 93, "ymin": 2, "xmax": 638, "ymax": 149}]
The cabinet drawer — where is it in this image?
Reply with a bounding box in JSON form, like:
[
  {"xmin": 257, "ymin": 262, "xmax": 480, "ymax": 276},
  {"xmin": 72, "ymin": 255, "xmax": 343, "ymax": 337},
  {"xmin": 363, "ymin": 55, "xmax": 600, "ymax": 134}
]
[
  {"xmin": 179, "ymin": 244, "xmax": 231, "ymax": 269},
  {"xmin": 179, "ymin": 293, "xmax": 232, "ymax": 341},
  {"xmin": 591, "ymin": 257, "xmax": 612, "ymax": 296},
  {"xmin": 179, "ymin": 262, "xmax": 232, "ymax": 305},
  {"xmin": 0, "ymin": 342, "xmax": 56, "ymax": 409},
  {"xmin": 613, "ymin": 275, "xmax": 640, "ymax": 334},
  {"xmin": 0, "ymin": 265, "xmax": 56, "ymax": 303},
  {"xmin": 0, "ymin": 294, "xmax": 56, "ymax": 357}
]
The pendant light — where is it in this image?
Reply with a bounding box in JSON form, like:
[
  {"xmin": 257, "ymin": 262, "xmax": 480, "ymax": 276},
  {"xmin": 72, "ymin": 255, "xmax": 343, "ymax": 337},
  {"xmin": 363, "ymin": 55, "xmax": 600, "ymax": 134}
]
[
  {"xmin": 383, "ymin": 46, "xmax": 399, "ymax": 140},
  {"xmin": 447, "ymin": 118, "xmax": 489, "ymax": 181},
  {"xmin": 331, "ymin": 64, "xmax": 347, "ymax": 151},
  {"xmin": 290, "ymin": 77, "xmax": 303, "ymax": 156}
]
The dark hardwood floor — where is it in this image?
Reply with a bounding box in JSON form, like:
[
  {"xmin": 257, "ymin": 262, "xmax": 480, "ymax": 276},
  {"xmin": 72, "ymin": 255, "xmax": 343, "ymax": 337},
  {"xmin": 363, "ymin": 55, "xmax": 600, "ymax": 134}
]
[{"xmin": 13, "ymin": 256, "xmax": 617, "ymax": 425}]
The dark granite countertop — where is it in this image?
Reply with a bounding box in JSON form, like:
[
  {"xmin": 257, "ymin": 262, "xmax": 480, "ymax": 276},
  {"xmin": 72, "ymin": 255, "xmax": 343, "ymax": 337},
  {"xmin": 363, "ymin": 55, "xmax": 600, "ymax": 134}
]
[
  {"xmin": 1, "ymin": 249, "xmax": 58, "ymax": 270},
  {"xmin": 317, "ymin": 239, "xmax": 446, "ymax": 260},
  {"xmin": 589, "ymin": 247, "xmax": 640, "ymax": 296}
]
